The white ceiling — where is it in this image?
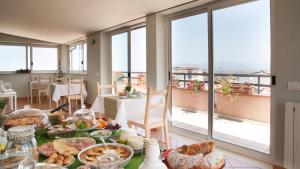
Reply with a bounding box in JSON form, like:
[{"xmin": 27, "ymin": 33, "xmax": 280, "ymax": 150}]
[{"xmin": 0, "ymin": 0, "xmax": 195, "ymax": 44}]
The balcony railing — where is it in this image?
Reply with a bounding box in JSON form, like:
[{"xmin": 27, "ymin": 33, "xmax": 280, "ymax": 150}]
[
  {"xmin": 172, "ymin": 72, "xmax": 270, "ymax": 94},
  {"xmin": 114, "ymin": 71, "xmax": 270, "ymax": 95}
]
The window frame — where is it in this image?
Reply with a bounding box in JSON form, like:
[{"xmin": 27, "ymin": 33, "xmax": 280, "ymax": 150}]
[
  {"xmin": 30, "ymin": 44, "xmax": 59, "ymax": 73},
  {"xmin": 0, "ymin": 42, "xmax": 59, "ymax": 74},
  {"xmin": 69, "ymin": 40, "xmax": 87, "ymax": 74},
  {"xmin": 109, "ymin": 23, "xmax": 146, "ymax": 86},
  {"xmin": 0, "ymin": 42, "xmax": 28, "ymax": 73}
]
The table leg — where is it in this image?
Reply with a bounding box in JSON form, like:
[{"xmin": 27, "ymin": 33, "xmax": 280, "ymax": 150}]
[{"xmin": 14, "ymin": 93, "xmax": 17, "ymax": 110}]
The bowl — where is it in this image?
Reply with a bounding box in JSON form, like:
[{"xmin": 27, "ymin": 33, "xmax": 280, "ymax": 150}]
[
  {"xmin": 35, "ymin": 163, "xmax": 66, "ymax": 169},
  {"xmin": 90, "ymin": 130, "xmax": 112, "ymax": 141},
  {"xmin": 78, "ymin": 143, "xmax": 134, "ymax": 169}
]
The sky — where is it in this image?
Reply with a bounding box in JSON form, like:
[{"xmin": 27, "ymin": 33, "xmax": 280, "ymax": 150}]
[
  {"xmin": 172, "ymin": 0, "xmax": 270, "ymax": 73},
  {"xmin": 112, "ymin": 0, "xmax": 270, "ymax": 74},
  {"xmin": 0, "ymin": 0, "xmax": 270, "ymax": 74}
]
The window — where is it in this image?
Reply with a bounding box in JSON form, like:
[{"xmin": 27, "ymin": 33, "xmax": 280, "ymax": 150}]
[
  {"xmin": 171, "ymin": 13, "xmax": 209, "ymax": 135},
  {"xmin": 0, "ymin": 45, "xmax": 27, "ymax": 71},
  {"xmin": 169, "ymin": 0, "xmax": 271, "ymax": 154},
  {"xmin": 32, "ymin": 47, "xmax": 58, "ymax": 71},
  {"xmin": 111, "ymin": 27, "xmax": 147, "ymax": 92},
  {"xmin": 69, "ymin": 42, "xmax": 87, "ymax": 73}
]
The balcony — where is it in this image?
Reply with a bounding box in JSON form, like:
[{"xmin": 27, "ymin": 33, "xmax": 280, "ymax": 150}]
[
  {"xmin": 171, "ymin": 72, "xmax": 270, "ymax": 153},
  {"xmin": 114, "ymin": 71, "xmax": 270, "ymax": 153}
]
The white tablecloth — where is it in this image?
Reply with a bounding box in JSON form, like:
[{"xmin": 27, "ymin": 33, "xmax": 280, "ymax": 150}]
[
  {"xmin": 91, "ymin": 95, "xmax": 166, "ymax": 128},
  {"xmin": 90, "ymin": 94, "xmax": 116, "ymax": 113},
  {"xmin": 52, "ymin": 83, "xmax": 87, "ymax": 103}
]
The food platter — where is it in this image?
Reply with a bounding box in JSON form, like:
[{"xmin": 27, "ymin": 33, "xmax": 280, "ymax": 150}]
[{"xmin": 78, "ymin": 143, "xmax": 134, "ymax": 169}]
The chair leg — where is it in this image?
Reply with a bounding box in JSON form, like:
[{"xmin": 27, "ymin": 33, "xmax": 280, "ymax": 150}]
[
  {"xmin": 163, "ymin": 122, "xmax": 170, "ymax": 149},
  {"xmin": 49, "ymin": 95, "xmax": 52, "ymax": 109},
  {"xmin": 69, "ymin": 99, "xmax": 72, "ymax": 115},
  {"xmin": 75, "ymin": 99, "xmax": 77, "ymax": 109},
  {"xmin": 145, "ymin": 127, "xmax": 151, "ymax": 138},
  {"xmin": 38, "ymin": 91, "xmax": 41, "ymax": 104}
]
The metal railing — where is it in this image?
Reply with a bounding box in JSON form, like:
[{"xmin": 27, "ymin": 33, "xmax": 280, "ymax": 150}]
[
  {"xmin": 113, "ymin": 71, "xmax": 270, "ymax": 94},
  {"xmin": 172, "ymin": 72, "xmax": 270, "ymax": 94}
]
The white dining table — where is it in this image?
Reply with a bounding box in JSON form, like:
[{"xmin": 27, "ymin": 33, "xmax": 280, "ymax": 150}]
[
  {"xmin": 91, "ymin": 95, "xmax": 166, "ymax": 128},
  {"xmin": 51, "ymin": 83, "xmax": 88, "ymax": 103}
]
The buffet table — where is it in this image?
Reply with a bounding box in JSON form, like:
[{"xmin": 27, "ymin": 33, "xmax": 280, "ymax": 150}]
[{"xmin": 36, "ymin": 130, "xmax": 143, "ymax": 169}]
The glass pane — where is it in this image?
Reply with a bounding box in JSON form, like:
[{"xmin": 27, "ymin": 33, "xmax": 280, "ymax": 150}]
[
  {"xmin": 84, "ymin": 43, "xmax": 87, "ymax": 71},
  {"xmin": 212, "ymin": 0, "xmax": 270, "ymax": 153},
  {"xmin": 0, "ymin": 45, "xmax": 26, "ymax": 71},
  {"xmin": 32, "ymin": 47, "xmax": 58, "ymax": 71},
  {"xmin": 131, "ymin": 27, "xmax": 146, "ymax": 92},
  {"xmin": 171, "ymin": 13, "xmax": 209, "ymax": 135},
  {"xmin": 70, "ymin": 44, "xmax": 83, "ymax": 72},
  {"xmin": 112, "ymin": 32, "xmax": 128, "ymax": 90}
]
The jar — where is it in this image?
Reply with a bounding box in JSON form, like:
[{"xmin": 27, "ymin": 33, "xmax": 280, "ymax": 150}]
[
  {"xmin": 138, "ymin": 138, "xmax": 168, "ymax": 169},
  {"xmin": 5, "ymin": 125, "xmax": 38, "ymax": 161},
  {"xmin": 4, "ymin": 105, "xmax": 50, "ymax": 130},
  {"xmin": 73, "ymin": 106, "xmax": 96, "ymax": 130}
]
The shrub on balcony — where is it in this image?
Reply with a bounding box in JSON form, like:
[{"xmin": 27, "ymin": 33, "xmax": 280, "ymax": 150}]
[{"xmin": 187, "ymin": 80, "xmax": 205, "ymax": 93}]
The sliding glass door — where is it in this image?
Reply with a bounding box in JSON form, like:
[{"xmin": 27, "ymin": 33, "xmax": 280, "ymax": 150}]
[
  {"xmin": 212, "ymin": 0, "xmax": 271, "ymax": 153},
  {"xmin": 171, "ymin": 13, "xmax": 209, "ymax": 135},
  {"xmin": 169, "ymin": 0, "xmax": 271, "ymax": 153},
  {"xmin": 111, "ymin": 27, "xmax": 146, "ymax": 92}
]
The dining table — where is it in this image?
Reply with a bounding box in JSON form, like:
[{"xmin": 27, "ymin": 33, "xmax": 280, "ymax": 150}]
[
  {"xmin": 28, "ymin": 81, "xmax": 88, "ymax": 104},
  {"xmin": 51, "ymin": 83, "xmax": 88, "ymax": 103},
  {"xmin": 91, "ymin": 95, "xmax": 166, "ymax": 128},
  {"xmin": 0, "ymin": 90, "xmax": 17, "ymax": 110}
]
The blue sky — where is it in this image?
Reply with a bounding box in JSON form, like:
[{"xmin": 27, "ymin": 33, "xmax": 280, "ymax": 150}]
[
  {"xmin": 172, "ymin": 0, "xmax": 270, "ymax": 73},
  {"xmin": 112, "ymin": 0, "xmax": 270, "ymax": 74}
]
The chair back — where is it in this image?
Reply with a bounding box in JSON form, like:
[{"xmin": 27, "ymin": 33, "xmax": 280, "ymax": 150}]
[
  {"xmin": 38, "ymin": 76, "xmax": 52, "ymax": 90},
  {"xmin": 30, "ymin": 75, "xmax": 40, "ymax": 82},
  {"xmin": 97, "ymin": 81, "xmax": 118, "ymax": 95},
  {"xmin": 144, "ymin": 85, "xmax": 171, "ymax": 125},
  {"xmin": 55, "ymin": 77, "xmax": 69, "ymax": 83},
  {"xmin": 68, "ymin": 78, "xmax": 83, "ymax": 96}
]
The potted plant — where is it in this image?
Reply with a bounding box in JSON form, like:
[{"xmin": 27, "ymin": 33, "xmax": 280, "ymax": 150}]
[
  {"xmin": 124, "ymin": 85, "xmax": 132, "ymax": 96},
  {"xmin": 217, "ymin": 76, "xmax": 237, "ymax": 102},
  {"xmin": 187, "ymin": 80, "xmax": 205, "ymax": 93},
  {"xmin": 113, "ymin": 72, "xmax": 125, "ymax": 83},
  {"xmin": 0, "ymin": 99, "xmax": 7, "ymax": 115}
]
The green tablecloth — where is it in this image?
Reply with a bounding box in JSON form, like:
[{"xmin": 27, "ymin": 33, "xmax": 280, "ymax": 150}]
[{"xmin": 35, "ymin": 130, "xmax": 143, "ymax": 169}]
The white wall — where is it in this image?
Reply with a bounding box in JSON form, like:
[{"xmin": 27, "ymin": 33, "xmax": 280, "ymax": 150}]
[
  {"xmin": 271, "ymin": 0, "xmax": 300, "ymax": 166},
  {"xmin": 146, "ymin": 14, "xmax": 167, "ymax": 90},
  {"xmin": 85, "ymin": 32, "xmax": 101, "ymax": 104}
]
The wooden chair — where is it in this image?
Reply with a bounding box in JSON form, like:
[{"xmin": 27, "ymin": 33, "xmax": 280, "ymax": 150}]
[
  {"xmin": 128, "ymin": 85, "xmax": 171, "ymax": 149},
  {"xmin": 29, "ymin": 75, "xmax": 40, "ymax": 104},
  {"xmin": 37, "ymin": 76, "xmax": 52, "ymax": 108},
  {"xmin": 55, "ymin": 77, "xmax": 69, "ymax": 83},
  {"xmin": 66, "ymin": 78, "xmax": 84, "ymax": 114},
  {"xmin": 97, "ymin": 81, "xmax": 118, "ymax": 95}
]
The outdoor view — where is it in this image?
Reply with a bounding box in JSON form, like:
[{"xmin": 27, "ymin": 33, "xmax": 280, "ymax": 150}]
[
  {"xmin": 171, "ymin": 0, "xmax": 270, "ymax": 153},
  {"xmin": 112, "ymin": 27, "xmax": 146, "ymax": 92}
]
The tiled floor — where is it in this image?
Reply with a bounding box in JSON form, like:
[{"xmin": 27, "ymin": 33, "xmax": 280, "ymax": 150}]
[
  {"xmin": 14, "ymin": 98, "xmax": 271, "ymax": 169},
  {"xmin": 172, "ymin": 106, "xmax": 270, "ymax": 153}
]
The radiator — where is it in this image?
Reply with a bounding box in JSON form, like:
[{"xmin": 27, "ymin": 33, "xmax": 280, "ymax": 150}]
[{"xmin": 284, "ymin": 102, "xmax": 300, "ymax": 169}]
